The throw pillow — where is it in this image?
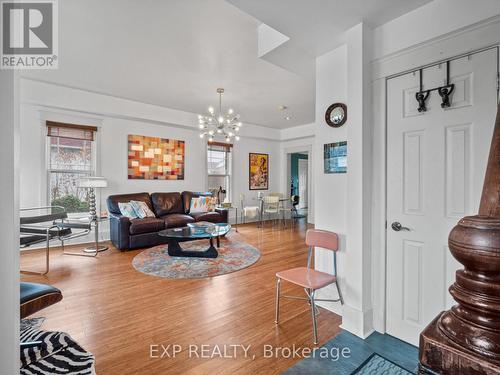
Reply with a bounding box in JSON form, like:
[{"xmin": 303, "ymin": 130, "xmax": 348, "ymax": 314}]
[
  {"xmin": 130, "ymin": 200, "xmax": 155, "ymax": 219},
  {"xmin": 207, "ymin": 197, "xmax": 217, "ymax": 212},
  {"xmin": 190, "ymin": 196, "xmax": 210, "ymax": 214},
  {"xmin": 118, "ymin": 202, "xmax": 138, "ymax": 219}
]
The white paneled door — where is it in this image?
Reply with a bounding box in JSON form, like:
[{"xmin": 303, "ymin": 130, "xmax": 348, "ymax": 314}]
[
  {"xmin": 298, "ymin": 159, "xmax": 308, "ymax": 208},
  {"xmin": 386, "ymin": 48, "xmax": 499, "ymax": 345}
]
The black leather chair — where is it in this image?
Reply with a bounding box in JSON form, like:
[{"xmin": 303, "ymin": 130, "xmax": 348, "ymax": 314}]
[{"xmin": 20, "ymin": 282, "xmax": 63, "ymax": 349}]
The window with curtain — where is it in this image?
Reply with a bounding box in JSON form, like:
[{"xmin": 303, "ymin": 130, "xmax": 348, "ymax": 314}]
[
  {"xmin": 46, "ymin": 121, "xmax": 97, "ymax": 213},
  {"xmin": 207, "ymin": 142, "xmax": 232, "ymax": 202}
]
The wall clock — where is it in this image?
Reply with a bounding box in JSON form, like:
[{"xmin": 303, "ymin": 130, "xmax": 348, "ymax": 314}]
[{"xmin": 325, "ymin": 103, "xmax": 347, "ymax": 127}]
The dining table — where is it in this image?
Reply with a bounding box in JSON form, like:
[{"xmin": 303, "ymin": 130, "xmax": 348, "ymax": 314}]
[{"xmin": 253, "ymin": 196, "xmax": 290, "ymax": 228}]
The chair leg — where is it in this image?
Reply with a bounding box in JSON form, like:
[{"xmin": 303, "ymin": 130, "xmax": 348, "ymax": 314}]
[
  {"xmin": 310, "ymin": 289, "xmax": 318, "ymax": 344},
  {"xmin": 335, "ymin": 281, "xmax": 344, "ymax": 305},
  {"xmin": 275, "ymin": 278, "xmax": 281, "ymax": 324}
]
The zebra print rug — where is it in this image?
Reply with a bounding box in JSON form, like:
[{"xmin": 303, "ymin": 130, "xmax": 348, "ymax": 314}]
[{"xmin": 20, "ymin": 322, "xmax": 95, "ymax": 374}]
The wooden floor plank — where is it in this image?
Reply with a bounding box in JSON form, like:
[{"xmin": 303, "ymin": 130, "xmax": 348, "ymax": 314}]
[{"xmin": 21, "ymin": 221, "xmax": 341, "ymax": 374}]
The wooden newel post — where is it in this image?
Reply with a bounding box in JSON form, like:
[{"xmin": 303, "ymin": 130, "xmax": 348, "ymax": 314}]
[{"xmin": 419, "ymin": 104, "xmax": 500, "ymax": 374}]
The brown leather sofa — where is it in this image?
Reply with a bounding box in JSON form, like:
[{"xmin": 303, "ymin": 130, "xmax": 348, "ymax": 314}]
[{"xmin": 107, "ymin": 191, "xmax": 228, "ymax": 250}]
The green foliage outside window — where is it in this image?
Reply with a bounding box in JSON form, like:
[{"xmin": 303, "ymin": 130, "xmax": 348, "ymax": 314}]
[{"xmin": 51, "ymin": 195, "xmax": 89, "ymax": 213}]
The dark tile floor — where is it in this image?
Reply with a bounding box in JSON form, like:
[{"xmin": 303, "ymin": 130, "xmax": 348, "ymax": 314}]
[{"xmin": 285, "ymin": 330, "xmax": 419, "ymax": 375}]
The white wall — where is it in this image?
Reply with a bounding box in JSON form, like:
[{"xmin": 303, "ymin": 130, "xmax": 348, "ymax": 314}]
[
  {"xmin": 370, "ymin": 9, "xmax": 500, "ymax": 335},
  {"xmin": 0, "ymin": 67, "xmax": 20, "ymax": 374},
  {"xmin": 372, "ymin": 0, "xmax": 500, "ymax": 60},
  {"xmin": 19, "ymin": 79, "xmax": 281, "ymax": 243},
  {"xmin": 313, "ymin": 44, "xmax": 348, "ymax": 315}
]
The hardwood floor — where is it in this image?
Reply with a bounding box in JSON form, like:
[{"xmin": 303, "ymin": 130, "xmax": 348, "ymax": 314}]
[{"xmin": 21, "ymin": 221, "xmax": 342, "ymax": 375}]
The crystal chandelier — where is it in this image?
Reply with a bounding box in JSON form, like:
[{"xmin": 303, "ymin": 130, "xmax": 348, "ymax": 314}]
[{"xmin": 198, "ymin": 88, "xmax": 242, "ymax": 143}]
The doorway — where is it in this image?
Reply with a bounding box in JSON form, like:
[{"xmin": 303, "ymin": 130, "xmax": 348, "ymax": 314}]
[
  {"xmin": 385, "ymin": 47, "xmax": 499, "ymax": 345},
  {"xmin": 289, "ymin": 152, "xmax": 309, "ymax": 216}
]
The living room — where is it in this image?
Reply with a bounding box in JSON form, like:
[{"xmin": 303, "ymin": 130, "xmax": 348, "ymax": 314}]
[{"xmin": 3, "ymin": 0, "xmax": 500, "ymax": 374}]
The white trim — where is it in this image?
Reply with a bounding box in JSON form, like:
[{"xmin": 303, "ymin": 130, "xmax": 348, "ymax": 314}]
[
  {"xmin": 20, "ymin": 78, "xmax": 283, "ymax": 142},
  {"xmin": 372, "ymin": 16, "xmax": 500, "ymax": 81},
  {"xmin": 281, "ymin": 143, "xmax": 314, "ymax": 224},
  {"xmin": 371, "ymin": 23, "xmax": 500, "ymax": 334}
]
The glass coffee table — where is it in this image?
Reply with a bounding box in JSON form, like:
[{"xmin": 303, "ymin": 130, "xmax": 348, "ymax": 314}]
[{"xmin": 158, "ymin": 223, "xmax": 231, "ymax": 258}]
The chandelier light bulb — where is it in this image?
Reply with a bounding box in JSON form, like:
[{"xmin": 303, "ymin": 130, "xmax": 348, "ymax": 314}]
[
  {"xmin": 235, "ymin": 136, "xmax": 240, "ymax": 141},
  {"xmin": 199, "ymin": 88, "xmax": 242, "ymax": 143}
]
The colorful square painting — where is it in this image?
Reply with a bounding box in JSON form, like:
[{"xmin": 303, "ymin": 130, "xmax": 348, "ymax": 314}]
[
  {"xmin": 249, "ymin": 153, "xmax": 269, "ymax": 190},
  {"xmin": 128, "ymin": 134, "xmax": 185, "ymax": 180},
  {"xmin": 324, "ymin": 141, "xmax": 347, "ymax": 173}
]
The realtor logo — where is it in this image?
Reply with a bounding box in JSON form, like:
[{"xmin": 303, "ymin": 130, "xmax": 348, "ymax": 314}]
[{"xmin": 1, "ymin": 0, "xmax": 58, "ymax": 69}]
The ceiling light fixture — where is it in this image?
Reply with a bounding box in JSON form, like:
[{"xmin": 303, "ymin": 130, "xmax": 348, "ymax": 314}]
[
  {"xmin": 199, "ymin": 88, "xmax": 242, "ymax": 142},
  {"xmin": 279, "ymin": 105, "xmax": 292, "ymax": 121}
]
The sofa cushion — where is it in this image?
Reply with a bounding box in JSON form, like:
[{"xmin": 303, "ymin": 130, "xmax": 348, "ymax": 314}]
[
  {"xmin": 107, "ymin": 193, "xmax": 153, "ymax": 215},
  {"xmin": 129, "ymin": 217, "xmax": 165, "ymax": 235},
  {"xmin": 191, "ymin": 211, "xmax": 223, "ymax": 223},
  {"xmin": 151, "ymin": 192, "xmax": 184, "ymax": 217},
  {"xmin": 162, "ymin": 214, "xmax": 195, "ymax": 228}
]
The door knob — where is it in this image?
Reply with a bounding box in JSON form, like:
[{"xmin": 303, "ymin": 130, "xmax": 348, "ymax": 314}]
[{"xmin": 391, "ymin": 222, "xmax": 410, "ymax": 232}]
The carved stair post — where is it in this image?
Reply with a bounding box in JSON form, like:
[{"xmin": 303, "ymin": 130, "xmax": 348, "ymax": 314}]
[{"xmin": 419, "ymin": 104, "xmax": 500, "ymax": 374}]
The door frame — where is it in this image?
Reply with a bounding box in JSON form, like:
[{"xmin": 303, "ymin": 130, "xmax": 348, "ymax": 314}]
[
  {"xmin": 281, "ymin": 144, "xmax": 313, "ymax": 223},
  {"xmin": 371, "ymin": 21, "xmax": 500, "ymax": 335},
  {"xmin": 297, "ymin": 158, "xmax": 308, "ymax": 208}
]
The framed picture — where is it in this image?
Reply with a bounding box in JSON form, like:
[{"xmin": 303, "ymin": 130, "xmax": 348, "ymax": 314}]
[
  {"xmin": 249, "ymin": 153, "xmax": 269, "ymax": 190},
  {"xmin": 128, "ymin": 134, "xmax": 185, "ymax": 180},
  {"xmin": 324, "ymin": 141, "xmax": 347, "ymax": 173}
]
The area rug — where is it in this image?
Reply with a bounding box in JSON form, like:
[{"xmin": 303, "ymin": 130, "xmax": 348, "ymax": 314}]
[
  {"xmin": 20, "ymin": 323, "xmax": 96, "ymax": 374},
  {"xmin": 352, "ymin": 353, "xmax": 413, "ymax": 375},
  {"xmin": 132, "ymin": 237, "xmax": 261, "ymax": 279}
]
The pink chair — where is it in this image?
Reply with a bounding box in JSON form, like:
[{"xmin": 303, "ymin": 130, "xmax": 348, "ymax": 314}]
[{"xmin": 274, "ymin": 229, "xmax": 343, "ymax": 344}]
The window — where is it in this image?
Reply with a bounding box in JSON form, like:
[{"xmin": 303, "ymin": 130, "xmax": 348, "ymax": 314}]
[
  {"xmin": 207, "ymin": 142, "xmax": 232, "ymax": 202},
  {"xmin": 47, "ymin": 121, "xmax": 97, "ymax": 214}
]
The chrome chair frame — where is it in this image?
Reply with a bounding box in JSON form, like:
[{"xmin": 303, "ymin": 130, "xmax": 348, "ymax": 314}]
[
  {"xmin": 20, "ymin": 206, "xmax": 98, "ymax": 275},
  {"xmin": 274, "ymin": 244, "xmax": 344, "ymax": 344}
]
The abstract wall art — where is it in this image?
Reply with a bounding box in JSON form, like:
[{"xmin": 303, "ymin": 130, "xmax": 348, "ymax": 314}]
[
  {"xmin": 324, "ymin": 141, "xmax": 347, "ymax": 173},
  {"xmin": 249, "ymin": 153, "xmax": 269, "ymax": 190},
  {"xmin": 128, "ymin": 134, "xmax": 185, "ymax": 180}
]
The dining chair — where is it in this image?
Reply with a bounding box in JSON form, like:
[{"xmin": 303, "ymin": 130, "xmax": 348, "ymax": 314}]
[
  {"xmin": 239, "ymin": 193, "xmax": 260, "ymax": 223},
  {"xmin": 274, "ymin": 229, "xmax": 343, "ymax": 344},
  {"xmin": 263, "ymin": 195, "xmax": 281, "ymax": 227}
]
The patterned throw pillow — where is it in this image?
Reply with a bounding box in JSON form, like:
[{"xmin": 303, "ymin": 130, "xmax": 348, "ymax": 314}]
[
  {"xmin": 118, "ymin": 202, "xmax": 138, "ymax": 219},
  {"xmin": 207, "ymin": 197, "xmax": 217, "ymax": 212},
  {"xmin": 190, "ymin": 197, "xmax": 211, "ymax": 214},
  {"xmin": 130, "ymin": 200, "xmax": 156, "ymax": 219}
]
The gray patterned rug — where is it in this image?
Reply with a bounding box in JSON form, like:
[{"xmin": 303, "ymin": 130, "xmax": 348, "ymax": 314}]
[{"xmin": 132, "ymin": 236, "xmax": 261, "ymax": 279}]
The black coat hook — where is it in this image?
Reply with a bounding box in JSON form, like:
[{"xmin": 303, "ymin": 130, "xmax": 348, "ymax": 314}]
[{"xmin": 415, "ymin": 69, "xmax": 429, "ymax": 112}]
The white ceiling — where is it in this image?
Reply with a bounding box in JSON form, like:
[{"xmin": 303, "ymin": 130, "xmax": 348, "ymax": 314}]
[{"xmin": 22, "ymin": 0, "xmax": 432, "ymax": 129}]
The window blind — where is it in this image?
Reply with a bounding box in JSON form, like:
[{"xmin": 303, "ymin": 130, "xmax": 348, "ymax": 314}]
[
  {"xmin": 208, "ymin": 141, "xmax": 233, "ymax": 151},
  {"xmin": 46, "ymin": 121, "xmax": 98, "ymax": 141}
]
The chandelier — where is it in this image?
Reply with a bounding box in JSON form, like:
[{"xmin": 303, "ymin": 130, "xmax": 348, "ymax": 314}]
[{"xmin": 198, "ymin": 88, "xmax": 242, "ymax": 143}]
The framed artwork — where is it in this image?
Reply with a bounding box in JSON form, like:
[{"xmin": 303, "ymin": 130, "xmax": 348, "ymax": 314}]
[
  {"xmin": 324, "ymin": 141, "xmax": 347, "ymax": 173},
  {"xmin": 128, "ymin": 134, "xmax": 185, "ymax": 180},
  {"xmin": 249, "ymin": 153, "xmax": 269, "ymax": 190}
]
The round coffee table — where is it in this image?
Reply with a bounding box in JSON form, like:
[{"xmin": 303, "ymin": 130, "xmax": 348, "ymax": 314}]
[{"xmin": 158, "ymin": 223, "xmax": 231, "ymax": 258}]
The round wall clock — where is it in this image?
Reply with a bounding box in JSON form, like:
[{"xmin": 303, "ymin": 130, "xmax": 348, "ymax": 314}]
[{"xmin": 325, "ymin": 103, "xmax": 347, "ymax": 127}]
